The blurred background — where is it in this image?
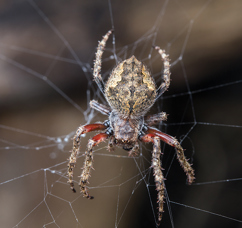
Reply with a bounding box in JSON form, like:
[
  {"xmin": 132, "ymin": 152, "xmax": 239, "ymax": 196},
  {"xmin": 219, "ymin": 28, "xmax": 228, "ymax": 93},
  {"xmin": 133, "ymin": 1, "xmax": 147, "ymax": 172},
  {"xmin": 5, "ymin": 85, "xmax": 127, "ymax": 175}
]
[{"xmin": 0, "ymin": 0, "xmax": 242, "ymax": 227}]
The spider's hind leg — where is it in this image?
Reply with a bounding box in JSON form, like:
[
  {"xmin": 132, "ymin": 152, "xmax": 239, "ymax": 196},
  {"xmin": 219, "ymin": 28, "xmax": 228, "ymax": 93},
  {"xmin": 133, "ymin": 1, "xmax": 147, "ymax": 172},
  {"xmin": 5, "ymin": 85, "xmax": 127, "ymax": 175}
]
[
  {"xmin": 90, "ymin": 100, "xmax": 111, "ymax": 116},
  {"xmin": 93, "ymin": 30, "xmax": 113, "ymax": 95},
  {"xmin": 145, "ymin": 112, "xmax": 167, "ymax": 126},
  {"xmin": 153, "ymin": 46, "xmax": 171, "ymax": 101}
]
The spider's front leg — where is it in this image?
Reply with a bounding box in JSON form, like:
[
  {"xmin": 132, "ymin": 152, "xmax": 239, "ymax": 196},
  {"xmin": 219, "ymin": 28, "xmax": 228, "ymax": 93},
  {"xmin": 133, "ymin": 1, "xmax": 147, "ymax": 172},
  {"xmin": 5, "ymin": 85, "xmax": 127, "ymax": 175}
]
[
  {"xmin": 145, "ymin": 128, "xmax": 195, "ymax": 184},
  {"xmin": 140, "ymin": 135, "xmax": 165, "ymax": 223},
  {"xmin": 68, "ymin": 123, "xmax": 107, "ymax": 193},
  {"xmin": 80, "ymin": 132, "xmax": 109, "ymax": 199}
]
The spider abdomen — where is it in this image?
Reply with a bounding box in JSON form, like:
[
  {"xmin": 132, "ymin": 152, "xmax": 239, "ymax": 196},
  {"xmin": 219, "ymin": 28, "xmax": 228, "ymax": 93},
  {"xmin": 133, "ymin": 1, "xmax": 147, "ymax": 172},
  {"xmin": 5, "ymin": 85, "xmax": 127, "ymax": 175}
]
[{"xmin": 105, "ymin": 56, "xmax": 157, "ymax": 118}]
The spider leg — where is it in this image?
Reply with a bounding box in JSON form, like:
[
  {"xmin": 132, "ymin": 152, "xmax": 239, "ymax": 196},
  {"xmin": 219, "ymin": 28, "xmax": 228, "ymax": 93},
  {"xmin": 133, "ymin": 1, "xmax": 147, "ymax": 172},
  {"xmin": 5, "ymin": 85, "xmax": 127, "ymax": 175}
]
[
  {"xmin": 90, "ymin": 100, "xmax": 111, "ymax": 116},
  {"xmin": 93, "ymin": 29, "xmax": 113, "ymax": 95},
  {"xmin": 153, "ymin": 46, "xmax": 171, "ymax": 101},
  {"xmin": 143, "ymin": 127, "xmax": 195, "ymax": 184},
  {"xmin": 68, "ymin": 123, "xmax": 107, "ymax": 193},
  {"xmin": 152, "ymin": 137, "xmax": 165, "ymax": 224},
  {"xmin": 140, "ymin": 135, "xmax": 165, "ymax": 223},
  {"xmin": 79, "ymin": 132, "xmax": 109, "ymax": 199},
  {"xmin": 144, "ymin": 112, "xmax": 167, "ymax": 126}
]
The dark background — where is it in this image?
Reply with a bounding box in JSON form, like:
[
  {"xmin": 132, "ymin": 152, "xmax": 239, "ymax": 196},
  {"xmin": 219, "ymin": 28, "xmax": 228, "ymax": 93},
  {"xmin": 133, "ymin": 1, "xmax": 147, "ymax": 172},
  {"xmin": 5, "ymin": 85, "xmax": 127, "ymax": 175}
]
[{"xmin": 0, "ymin": 0, "xmax": 242, "ymax": 227}]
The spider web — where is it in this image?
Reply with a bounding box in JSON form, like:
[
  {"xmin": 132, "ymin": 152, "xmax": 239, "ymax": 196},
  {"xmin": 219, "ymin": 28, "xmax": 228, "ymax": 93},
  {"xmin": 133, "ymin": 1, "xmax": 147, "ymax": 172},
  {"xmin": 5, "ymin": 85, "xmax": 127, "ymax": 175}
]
[{"xmin": 0, "ymin": 0, "xmax": 242, "ymax": 227}]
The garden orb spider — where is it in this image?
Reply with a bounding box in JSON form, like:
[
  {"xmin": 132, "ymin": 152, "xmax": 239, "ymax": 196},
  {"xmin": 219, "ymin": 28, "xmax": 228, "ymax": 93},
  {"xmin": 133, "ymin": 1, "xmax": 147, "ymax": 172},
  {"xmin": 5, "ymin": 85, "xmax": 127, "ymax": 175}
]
[{"xmin": 67, "ymin": 30, "xmax": 195, "ymax": 223}]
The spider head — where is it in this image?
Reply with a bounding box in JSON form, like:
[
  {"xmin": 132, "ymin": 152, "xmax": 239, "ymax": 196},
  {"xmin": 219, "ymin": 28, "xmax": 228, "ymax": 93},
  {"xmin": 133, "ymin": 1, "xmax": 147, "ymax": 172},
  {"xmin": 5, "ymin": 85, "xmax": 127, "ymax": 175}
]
[{"xmin": 109, "ymin": 111, "xmax": 143, "ymax": 151}]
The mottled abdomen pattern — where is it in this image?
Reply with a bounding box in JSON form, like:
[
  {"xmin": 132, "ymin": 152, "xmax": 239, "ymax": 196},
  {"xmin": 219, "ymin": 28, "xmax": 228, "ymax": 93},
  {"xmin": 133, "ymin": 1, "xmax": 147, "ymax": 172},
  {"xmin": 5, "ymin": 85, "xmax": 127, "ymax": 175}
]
[{"xmin": 105, "ymin": 56, "xmax": 157, "ymax": 118}]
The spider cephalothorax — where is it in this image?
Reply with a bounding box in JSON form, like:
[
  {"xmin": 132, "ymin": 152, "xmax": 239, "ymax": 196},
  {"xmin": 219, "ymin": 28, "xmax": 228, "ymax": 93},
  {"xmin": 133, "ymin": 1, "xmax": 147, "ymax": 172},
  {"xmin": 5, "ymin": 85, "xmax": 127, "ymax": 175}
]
[{"xmin": 67, "ymin": 30, "xmax": 195, "ymax": 224}]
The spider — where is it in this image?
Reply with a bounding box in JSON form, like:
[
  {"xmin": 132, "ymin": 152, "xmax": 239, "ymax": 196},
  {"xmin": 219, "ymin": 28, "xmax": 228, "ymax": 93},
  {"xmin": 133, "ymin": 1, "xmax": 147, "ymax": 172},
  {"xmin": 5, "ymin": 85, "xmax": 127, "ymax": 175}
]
[{"xmin": 67, "ymin": 30, "xmax": 195, "ymax": 223}]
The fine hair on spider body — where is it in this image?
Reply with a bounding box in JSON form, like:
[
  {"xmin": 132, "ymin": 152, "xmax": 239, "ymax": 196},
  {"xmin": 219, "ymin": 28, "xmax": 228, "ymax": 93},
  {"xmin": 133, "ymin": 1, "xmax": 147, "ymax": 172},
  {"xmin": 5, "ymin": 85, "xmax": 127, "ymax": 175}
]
[{"xmin": 67, "ymin": 30, "xmax": 195, "ymax": 224}]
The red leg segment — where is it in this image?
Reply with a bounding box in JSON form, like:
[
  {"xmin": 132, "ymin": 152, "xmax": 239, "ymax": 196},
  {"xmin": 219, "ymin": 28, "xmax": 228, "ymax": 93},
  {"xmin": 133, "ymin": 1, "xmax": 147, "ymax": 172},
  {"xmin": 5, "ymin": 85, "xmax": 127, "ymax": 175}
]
[
  {"xmin": 68, "ymin": 123, "xmax": 107, "ymax": 193},
  {"xmin": 81, "ymin": 123, "xmax": 107, "ymax": 134},
  {"xmin": 140, "ymin": 128, "xmax": 195, "ymax": 223},
  {"xmin": 144, "ymin": 128, "xmax": 179, "ymax": 147},
  {"xmin": 140, "ymin": 127, "xmax": 195, "ymax": 184}
]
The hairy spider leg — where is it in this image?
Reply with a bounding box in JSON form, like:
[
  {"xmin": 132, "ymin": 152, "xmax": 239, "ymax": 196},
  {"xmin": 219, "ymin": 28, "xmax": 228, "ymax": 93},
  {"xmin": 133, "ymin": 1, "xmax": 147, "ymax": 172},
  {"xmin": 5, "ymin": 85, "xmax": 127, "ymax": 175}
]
[
  {"xmin": 153, "ymin": 46, "xmax": 171, "ymax": 101},
  {"xmin": 90, "ymin": 100, "xmax": 111, "ymax": 116},
  {"xmin": 140, "ymin": 135, "xmax": 165, "ymax": 223},
  {"xmin": 144, "ymin": 112, "xmax": 167, "ymax": 126},
  {"xmin": 143, "ymin": 128, "xmax": 195, "ymax": 184},
  {"xmin": 68, "ymin": 123, "xmax": 107, "ymax": 193},
  {"xmin": 152, "ymin": 137, "xmax": 165, "ymax": 224},
  {"xmin": 93, "ymin": 29, "xmax": 113, "ymax": 95},
  {"xmin": 79, "ymin": 133, "xmax": 109, "ymax": 199}
]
